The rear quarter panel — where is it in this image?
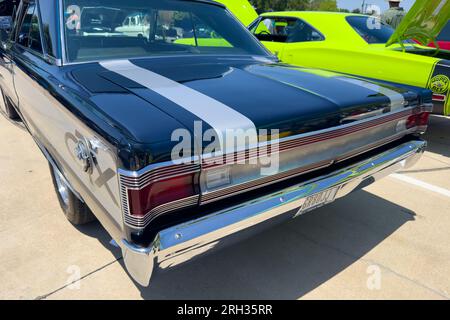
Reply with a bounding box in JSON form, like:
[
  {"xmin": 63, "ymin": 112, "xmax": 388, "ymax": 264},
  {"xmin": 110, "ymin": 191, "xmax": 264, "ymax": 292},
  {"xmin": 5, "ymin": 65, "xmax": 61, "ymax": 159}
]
[
  {"xmin": 12, "ymin": 51, "xmax": 125, "ymax": 238},
  {"xmin": 295, "ymin": 44, "xmax": 435, "ymax": 88}
]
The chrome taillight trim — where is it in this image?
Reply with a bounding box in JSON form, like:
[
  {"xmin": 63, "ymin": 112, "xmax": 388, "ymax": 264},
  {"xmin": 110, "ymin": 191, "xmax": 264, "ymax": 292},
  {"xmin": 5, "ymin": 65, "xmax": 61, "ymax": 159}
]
[
  {"xmin": 123, "ymin": 195, "xmax": 200, "ymax": 229},
  {"xmin": 120, "ymin": 164, "xmax": 200, "ymax": 190},
  {"xmin": 119, "ymin": 162, "xmax": 201, "ymax": 229}
]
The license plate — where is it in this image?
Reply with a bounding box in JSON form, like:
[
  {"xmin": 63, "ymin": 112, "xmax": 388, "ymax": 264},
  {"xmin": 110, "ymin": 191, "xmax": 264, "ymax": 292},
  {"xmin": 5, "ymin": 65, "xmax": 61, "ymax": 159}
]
[{"xmin": 294, "ymin": 186, "xmax": 340, "ymax": 218}]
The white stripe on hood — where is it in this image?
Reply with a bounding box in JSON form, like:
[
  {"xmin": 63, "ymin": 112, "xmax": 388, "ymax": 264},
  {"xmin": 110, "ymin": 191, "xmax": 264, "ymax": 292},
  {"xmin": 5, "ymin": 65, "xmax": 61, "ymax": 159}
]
[
  {"xmin": 100, "ymin": 59, "xmax": 258, "ymax": 154},
  {"xmin": 337, "ymin": 77, "xmax": 406, "ymax": 111}
]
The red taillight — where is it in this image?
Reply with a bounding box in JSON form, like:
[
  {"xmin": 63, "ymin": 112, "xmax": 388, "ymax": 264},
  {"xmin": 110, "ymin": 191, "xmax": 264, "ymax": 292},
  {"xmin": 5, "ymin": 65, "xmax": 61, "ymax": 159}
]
[
  {"xmin": 432, "ymin": 94, "xmax": 446, "ymax": 102},
  {"xmin": 418, "ymin": 112, "xmax": 430, "ymax": 126},
  {"xmin": 119, "ymin": 163, "xmax": 201, "ymax": 228},
  {"xmin": 127, "ymin": 172, "xmax": 198, "ymax": 217},
  {"xmin": 406, "ymin": 112, "xmax": 430, "ymax": 130}
]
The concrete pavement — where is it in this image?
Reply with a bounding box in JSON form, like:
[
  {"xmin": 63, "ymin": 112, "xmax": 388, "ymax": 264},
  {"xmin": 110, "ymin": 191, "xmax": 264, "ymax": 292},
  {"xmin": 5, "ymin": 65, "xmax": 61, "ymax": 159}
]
[{"xmin": 0, "ymin": 114, "xmax": 449, "ymax": 299}]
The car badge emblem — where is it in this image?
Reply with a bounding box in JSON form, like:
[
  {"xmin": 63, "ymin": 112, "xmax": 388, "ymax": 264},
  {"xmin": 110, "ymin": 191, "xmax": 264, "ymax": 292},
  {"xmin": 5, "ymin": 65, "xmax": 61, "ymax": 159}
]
[
  {"xmin": 75, "ymin": 138, "xmax": 95, "ymax": 174},
  {"xmin": 430, "ymin": 75, "xmax": 449, "ymax": 94}
]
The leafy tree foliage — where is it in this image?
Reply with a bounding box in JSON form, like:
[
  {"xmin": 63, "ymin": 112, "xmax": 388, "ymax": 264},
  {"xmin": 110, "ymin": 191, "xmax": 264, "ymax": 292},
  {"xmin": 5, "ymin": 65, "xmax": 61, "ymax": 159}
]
[{"xmin": 249, "ymin": 0, "xmax": 339, "ymax": 12}]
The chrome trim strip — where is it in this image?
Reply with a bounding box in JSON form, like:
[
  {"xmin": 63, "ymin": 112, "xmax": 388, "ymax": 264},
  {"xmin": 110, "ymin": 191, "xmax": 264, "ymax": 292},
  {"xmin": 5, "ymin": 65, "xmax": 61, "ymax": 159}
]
[
  {"xmin": 421, "ymin": 103, "xmax": 434, "ymax": 113},
  {"xmin": 199, "ymin": 106, "xmax": 427, "ymax": 198},
  {"xmin": 120, "ymin": 139, "xmax": 427, "ymax": 286},
  {"xmin": 201, "ymin": 160, "xmax": 332, "ymax": 203},
  {"xmin": 123, "ymin": 195, "xmax": 199, "ymax": 226},
  {"xmin": 334, "ymin": 132, "xmax": 411, "ymax": 162},
  {"xmin": 62, "ymin": 54, "xmax": 275, "ymax": 66},
  {"xmin": 200, "ymin": 106, "xmax": 425, "ymax": 166},
  {"xmin": 120, "ymin": 165, "xmax": 201, "ymax": 190},
  {"xmin": 118, "ymin": 105, "xmax": 421, "ymax": 179},
  {"xmin": 58, "ymin": 0, "xmax": 67, "ymax": 65},
  {"xmin": 200, "ymin": 130, "xmax": 413, "ymax": 204},
  {"xmin": 118, "ymin": 156, "xmax": 200, "ymax": 178}
]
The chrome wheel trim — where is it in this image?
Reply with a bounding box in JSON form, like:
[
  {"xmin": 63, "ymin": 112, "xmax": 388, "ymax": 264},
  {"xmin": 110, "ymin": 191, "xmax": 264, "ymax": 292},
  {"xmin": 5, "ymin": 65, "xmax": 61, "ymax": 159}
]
[{"xmin": 54, "ymin": 168, "xmax": 70, "ymax": 207}]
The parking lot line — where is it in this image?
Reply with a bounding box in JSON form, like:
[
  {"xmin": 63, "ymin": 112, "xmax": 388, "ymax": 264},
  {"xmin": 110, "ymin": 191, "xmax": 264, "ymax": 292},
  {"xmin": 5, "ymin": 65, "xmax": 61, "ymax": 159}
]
[{"xmin": 390, "ymin": 173, "xmax": 450, "ymax": 199}]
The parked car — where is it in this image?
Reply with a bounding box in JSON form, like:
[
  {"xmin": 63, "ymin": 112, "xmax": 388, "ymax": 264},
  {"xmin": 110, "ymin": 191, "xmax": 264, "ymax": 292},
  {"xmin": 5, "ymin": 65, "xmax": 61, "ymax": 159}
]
[
  {"xmin": 218, "ymin": 0, "xmax": 450, "ymax": 116},
  {"xmin": 0, "ymin": 0, "xmax": 431, "ymax": 286},
  {"xmin": 77, "ymin": 6, "xmax": 124, "ymax": 34},
  {"xmin": 219, "ymin": 0, "xmax": 258, "ymax": 27},
  {"xmin": 115, "ymin": 12, "xmax": 150, "ymax": 38}
]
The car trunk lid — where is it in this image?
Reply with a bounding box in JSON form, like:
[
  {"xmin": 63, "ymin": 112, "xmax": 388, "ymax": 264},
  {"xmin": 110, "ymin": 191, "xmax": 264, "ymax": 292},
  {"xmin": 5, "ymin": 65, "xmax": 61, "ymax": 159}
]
[{"xmin": 94, "ymin": 57, "xmax": 419, "ymax": 145}]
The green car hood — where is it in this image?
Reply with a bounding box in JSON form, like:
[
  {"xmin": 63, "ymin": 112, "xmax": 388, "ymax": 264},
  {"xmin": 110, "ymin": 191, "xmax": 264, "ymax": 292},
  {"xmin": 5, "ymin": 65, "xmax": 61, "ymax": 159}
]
[
  {"xmin": 214, "ymin": 0, "xmax": 258, "ymax": 26},
  {"xmin": 386, "ymin": 0, "xmax": 450, "ymax": 47}
]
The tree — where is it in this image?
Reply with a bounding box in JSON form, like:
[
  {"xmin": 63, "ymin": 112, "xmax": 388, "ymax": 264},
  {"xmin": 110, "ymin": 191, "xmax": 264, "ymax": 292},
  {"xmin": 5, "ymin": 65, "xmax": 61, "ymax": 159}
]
[
  {"xmin": 309, "ymin": 0, "xmax": 338, "ymax": 12},
  {"xmin": 286, "ymin": 0, "xmax": 310, "ymax": 10},
  {"xmin": 249, "ymin": 0, "xmax": 339, "ymax": 12},
  {"xmin": 250, "ymin": 0, "xmax": 309, "ymax": 12}
]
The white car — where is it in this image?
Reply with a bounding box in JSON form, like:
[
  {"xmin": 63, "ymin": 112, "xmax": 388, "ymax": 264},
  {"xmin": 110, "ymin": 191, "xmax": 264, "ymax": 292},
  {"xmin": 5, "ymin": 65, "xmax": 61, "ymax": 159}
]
[{"xmin": 115, "ymin": 12, "xmax": 149, "ymax": 37}]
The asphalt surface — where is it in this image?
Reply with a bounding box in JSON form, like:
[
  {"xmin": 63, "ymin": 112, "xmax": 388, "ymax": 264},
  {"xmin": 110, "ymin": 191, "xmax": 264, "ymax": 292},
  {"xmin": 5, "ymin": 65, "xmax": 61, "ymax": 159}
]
[{"xmin": 0, "ymin": 114, "xmax": 449, "ymax": 300}]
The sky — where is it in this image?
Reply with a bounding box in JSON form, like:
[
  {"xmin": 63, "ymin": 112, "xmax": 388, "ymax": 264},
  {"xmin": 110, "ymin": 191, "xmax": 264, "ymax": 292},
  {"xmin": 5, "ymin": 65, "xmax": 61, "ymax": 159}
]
[{"xmin": 337, "ymin": 0, "xmax": 415, "ymax": 12}]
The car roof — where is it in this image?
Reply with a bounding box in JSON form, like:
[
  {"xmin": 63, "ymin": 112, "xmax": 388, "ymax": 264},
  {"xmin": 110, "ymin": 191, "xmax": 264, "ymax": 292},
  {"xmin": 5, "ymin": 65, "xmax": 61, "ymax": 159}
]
[{"xmin": 260, "ymin": 11, "xmax": 363, "ymax": 18}]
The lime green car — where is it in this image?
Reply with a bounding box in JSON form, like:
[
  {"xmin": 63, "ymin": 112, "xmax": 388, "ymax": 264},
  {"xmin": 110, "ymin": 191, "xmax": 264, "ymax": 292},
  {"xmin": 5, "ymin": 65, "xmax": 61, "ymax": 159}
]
[
  {"xmin": 173, "ymin": 0, "xmax": 257, "ymax": 47},
  {"xmin": 218, "ymin": 0, "xmax": 258, "ymax": 26},
  {"xmin": 220, "ymin": 0, "xmax": 450, "ymax": 115}
]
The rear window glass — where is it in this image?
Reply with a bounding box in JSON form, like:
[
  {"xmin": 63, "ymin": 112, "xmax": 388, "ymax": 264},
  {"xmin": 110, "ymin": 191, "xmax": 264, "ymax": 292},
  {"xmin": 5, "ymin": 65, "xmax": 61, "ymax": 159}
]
[
  {"xmin": 62, "ymin": 0, "xmax": 268, "ymax": 63},
  {"xmin": 346, "ymin": 15, "xmax": 395, "ymax": 44}
]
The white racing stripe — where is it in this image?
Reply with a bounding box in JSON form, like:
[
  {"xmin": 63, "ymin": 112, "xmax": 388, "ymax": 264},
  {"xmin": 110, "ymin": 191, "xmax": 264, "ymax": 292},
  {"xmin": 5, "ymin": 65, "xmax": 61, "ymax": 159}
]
[
  {"xmin": 338, "ymin": 77, "xmax": 406, "ymax": 111},
  {"xmin": 100, "ymin": 60, "xmax": 258, "ymax": 153},
  {"xmin": 391, "ymin": 173, "xmax": 450, "ymax": 199}
]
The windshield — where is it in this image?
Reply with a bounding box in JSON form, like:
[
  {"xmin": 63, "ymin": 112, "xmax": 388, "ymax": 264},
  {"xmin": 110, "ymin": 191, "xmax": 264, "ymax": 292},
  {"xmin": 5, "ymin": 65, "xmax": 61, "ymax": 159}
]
[
  {"xmin": 346, "ymin": 15, "xmax": 413, "ymax": 44},
  {"xmin": 437, "ymin": 20, "xmax": 450, "ymax": 41},
  {"xmin": 62, "ymin": 0, "xmax": 269, "ymax": 63}
]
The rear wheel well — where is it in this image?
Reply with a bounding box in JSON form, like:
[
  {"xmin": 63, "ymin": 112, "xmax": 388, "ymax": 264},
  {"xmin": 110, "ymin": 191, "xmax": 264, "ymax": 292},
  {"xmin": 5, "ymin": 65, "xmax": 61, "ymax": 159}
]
[{"xmin": 34, "ymin": 139, "xmax": 96, "ymax": 225}]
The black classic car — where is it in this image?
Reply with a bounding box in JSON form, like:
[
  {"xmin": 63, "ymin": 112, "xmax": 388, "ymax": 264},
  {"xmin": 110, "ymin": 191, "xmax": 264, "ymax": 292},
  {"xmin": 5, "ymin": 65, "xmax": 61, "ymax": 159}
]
[{"xmin": 0, "ymin": 0, "xmax": 432, "ymax": 286}]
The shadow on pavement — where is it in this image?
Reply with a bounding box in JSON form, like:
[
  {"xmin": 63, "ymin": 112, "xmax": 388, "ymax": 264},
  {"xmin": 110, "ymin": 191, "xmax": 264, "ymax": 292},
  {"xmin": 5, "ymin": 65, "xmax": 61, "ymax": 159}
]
[
  {"xmin": 117, "ymin": 190, "xmax": 416, "ymax": 299},
  {"xmin": 74, "ymin": 221, "xmax": 123, "ymax": 261}
]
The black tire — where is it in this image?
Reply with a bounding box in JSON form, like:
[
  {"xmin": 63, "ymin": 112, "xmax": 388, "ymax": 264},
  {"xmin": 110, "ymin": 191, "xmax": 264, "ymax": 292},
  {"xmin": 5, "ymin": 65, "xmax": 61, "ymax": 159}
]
[
  {"xmin": 49, "ymin": 164, "xmax": 96, "ymax": 225},
  {"xmin": 0, "ymin": 90, "xmax": 20, "ymax": 120}
]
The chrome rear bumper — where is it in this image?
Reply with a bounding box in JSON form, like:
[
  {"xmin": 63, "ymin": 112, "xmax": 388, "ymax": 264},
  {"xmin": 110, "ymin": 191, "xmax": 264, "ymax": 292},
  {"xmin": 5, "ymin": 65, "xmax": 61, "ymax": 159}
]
[{"xmin": 120, "ymin": 139, "xmax": 426, "ymax": 286}]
